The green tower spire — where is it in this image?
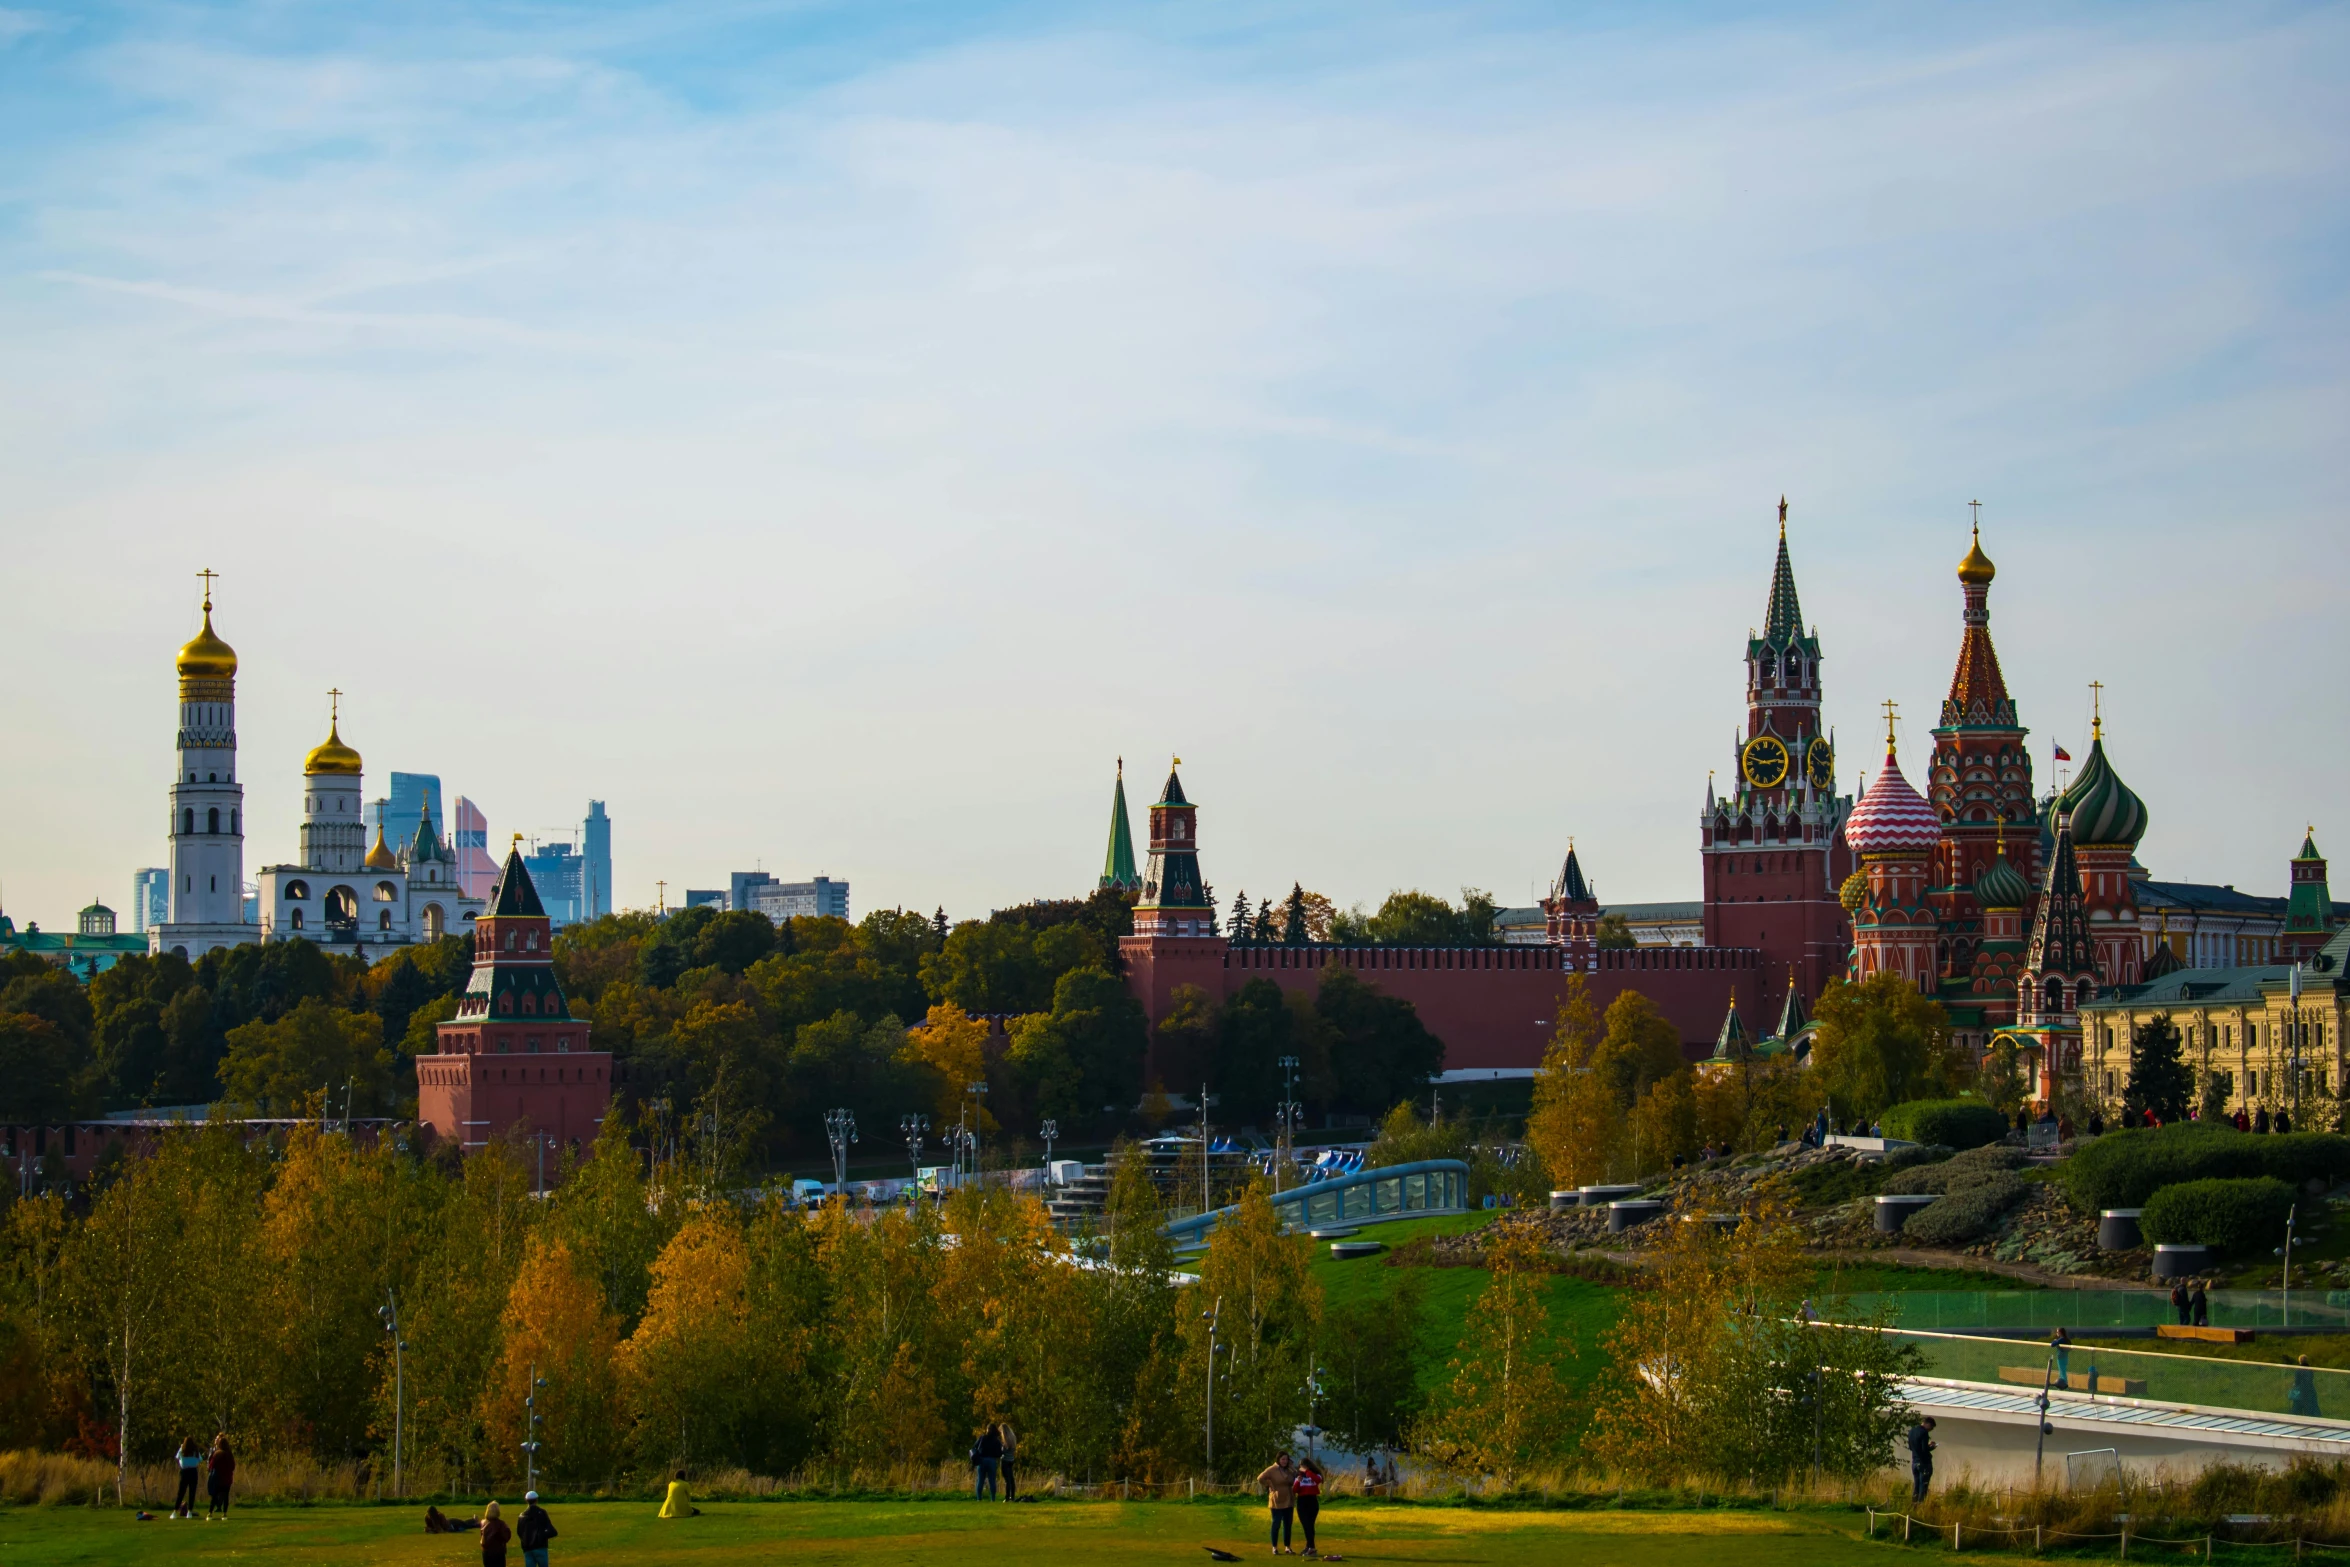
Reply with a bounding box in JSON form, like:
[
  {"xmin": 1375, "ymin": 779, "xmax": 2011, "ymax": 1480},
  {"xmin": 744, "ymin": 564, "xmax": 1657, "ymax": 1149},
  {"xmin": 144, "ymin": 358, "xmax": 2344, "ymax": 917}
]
[{"xmin": 1100, "ymin": 758, "xmax": 1140, "ymax": 891}]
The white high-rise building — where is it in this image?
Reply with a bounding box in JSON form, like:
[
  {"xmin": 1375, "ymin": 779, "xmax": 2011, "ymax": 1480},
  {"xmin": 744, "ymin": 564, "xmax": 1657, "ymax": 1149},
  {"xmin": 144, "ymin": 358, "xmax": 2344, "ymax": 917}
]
[{"xmin": 150, "ymin": 579, "xmax": 262, "ymax": 959}]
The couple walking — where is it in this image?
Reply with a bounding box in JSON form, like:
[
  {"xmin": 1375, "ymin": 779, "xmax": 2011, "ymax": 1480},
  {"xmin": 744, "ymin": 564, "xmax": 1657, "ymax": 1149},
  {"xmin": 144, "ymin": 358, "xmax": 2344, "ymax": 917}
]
[
  {"xmin": 168, "ymin": 1435, "xmax": 235, "ymax": 1519},
  {"xmin": 1253, "ymin": 1451, "xmax": 1325, "ymax": 1557},
  {"xmin": 971, "ymin": 1421, "xmax": 1019, "ymax": 1499}
]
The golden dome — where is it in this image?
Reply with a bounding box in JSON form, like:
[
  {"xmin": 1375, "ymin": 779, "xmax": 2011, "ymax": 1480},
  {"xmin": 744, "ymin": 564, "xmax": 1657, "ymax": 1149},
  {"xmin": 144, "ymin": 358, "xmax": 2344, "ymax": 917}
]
[
  {"xmin": 1957, "ymin": 524, "xmax": 1996, "ymax": 586},
  {"xmin": 363, "ymin": 823, "xmax": 401, "ymax": 870},
  {"xmin": 176, "ymin": 605, "xmax": 238, "ymax": 679},
  {"xmin": 305, "ymin": 719, "xmax": 363, "ymax": 777}
]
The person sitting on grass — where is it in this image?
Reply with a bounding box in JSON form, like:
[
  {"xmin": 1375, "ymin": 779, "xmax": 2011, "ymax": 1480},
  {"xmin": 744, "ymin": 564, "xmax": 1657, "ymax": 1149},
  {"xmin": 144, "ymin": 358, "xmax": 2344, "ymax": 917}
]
[{"xmin": 659, "ymin": 1469, "xmax": 701, "ymax": 1518}]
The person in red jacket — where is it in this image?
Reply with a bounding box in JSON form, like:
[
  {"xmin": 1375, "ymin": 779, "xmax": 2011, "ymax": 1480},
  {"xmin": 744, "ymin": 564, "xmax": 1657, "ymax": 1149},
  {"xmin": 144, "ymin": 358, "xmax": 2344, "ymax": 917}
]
[{"xmin": 1292, "ymin": 1459, "xmax": 1324, "ymax": 1557}]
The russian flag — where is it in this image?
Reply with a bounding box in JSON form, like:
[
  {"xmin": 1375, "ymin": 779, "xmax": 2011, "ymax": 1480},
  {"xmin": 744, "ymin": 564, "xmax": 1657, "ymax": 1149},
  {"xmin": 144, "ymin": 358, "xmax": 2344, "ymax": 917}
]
[{"xmin": 2052, "ymin": 741, "xmax": 2072, "ymax": 763}]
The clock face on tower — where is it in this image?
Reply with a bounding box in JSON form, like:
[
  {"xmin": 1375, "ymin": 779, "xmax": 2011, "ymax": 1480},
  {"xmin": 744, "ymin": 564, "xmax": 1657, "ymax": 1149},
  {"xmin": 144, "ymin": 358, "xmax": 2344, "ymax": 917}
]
[
  {"xmin": 1806, "ymin": 736, "xmax": 1835, "ymax": 790},
  {"xmin": 1741, "ymin": 735, "xmax": 1790, "ymax": 789}
]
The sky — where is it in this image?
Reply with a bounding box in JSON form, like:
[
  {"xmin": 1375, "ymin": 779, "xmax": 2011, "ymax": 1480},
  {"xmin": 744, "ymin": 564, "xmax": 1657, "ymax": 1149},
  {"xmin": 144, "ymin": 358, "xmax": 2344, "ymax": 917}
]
[{"xmin": 2, "ymin": 0, "xmax": 2345, "ymax": 931}]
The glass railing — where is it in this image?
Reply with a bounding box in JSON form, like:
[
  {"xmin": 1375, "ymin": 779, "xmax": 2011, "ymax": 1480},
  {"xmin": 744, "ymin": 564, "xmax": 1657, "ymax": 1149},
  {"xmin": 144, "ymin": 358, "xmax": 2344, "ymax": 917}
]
[
  {"xmin": 1844, "ymin": 1289, "xmax": 2350, "ymax": 1333},
  {"xmin": 1889, "ymin": 1329, "xmax": 2350, "ymax": 1420}
]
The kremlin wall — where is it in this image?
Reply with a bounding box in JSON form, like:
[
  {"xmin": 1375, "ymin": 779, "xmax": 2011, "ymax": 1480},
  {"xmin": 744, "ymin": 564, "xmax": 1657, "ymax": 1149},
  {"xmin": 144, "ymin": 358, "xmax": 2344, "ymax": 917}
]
[{"xmin": 1111, "ymin": 509, "xmax": 2340, "ymax": 1113}]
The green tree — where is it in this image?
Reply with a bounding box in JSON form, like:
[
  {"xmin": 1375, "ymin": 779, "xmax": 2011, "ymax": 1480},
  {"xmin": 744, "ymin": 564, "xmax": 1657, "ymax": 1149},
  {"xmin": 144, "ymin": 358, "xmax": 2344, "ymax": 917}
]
[
  {"xmin": 1182, "ymin": 1178, "xmax": 1320, "ymax": 1478},
  {"xmin": 1412, "ymin": 1224, "xmax": 1576, "ymax": 1482},
  {"xmin": 218, "ymin": 997, "xmax": 394, "ymax": 1114},
  {"xmin": 1807, "ymin": 972, "xmax": 1965, "ymax": 1120},
  {"xmin": 0, "ymin": 1011, "xmax": 90, "ymax": 1124},
  {"xmin": 1320, "ymin": 1272, "xmax": 1429, "ymax": 1451},
  {"xmin": 1315, "ymin": 971, "xmax": 1444, "ymax": 1117},
  {"xmin": 920, "ymin": 921, "xmax": 1098, "ymax": 1014},
  {"xmin": 2126, "ymin": 1014, "xmax": 2194, "ymax": 1123},
  {"xmin": 1595, "ymin": 913, "xmax": 1637, "ymax": 950},
  {"xmin": 1008, "ymin": 967, "xmax": 1149, "ymax": 1128}
]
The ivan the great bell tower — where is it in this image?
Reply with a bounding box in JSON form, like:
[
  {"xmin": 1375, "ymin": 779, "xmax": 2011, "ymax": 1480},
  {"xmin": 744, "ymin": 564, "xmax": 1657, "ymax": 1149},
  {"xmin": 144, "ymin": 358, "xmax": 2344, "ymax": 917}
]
[{"xmin": 1699, "ymin": 501, "xmax": 1855, "ymax": 1012}]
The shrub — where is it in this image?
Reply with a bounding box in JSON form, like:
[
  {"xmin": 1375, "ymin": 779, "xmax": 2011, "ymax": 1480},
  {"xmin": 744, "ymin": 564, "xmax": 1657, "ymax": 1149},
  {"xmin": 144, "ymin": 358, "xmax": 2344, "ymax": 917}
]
[
  {"xmin": 2062, "ymin": 1126, "xmax": 2350, "ymax": 1211},
  {"xmin": 1881, "ymin": 1098, "xmax": 2009, "ymax": 1151},
  {"xmin": 2140, "ymin": 1177, "xmax": 2296, "ymax": 1251},
  {"xmin": 1880, "ymin": 1144, "xmax": 2027, "ymax": 1197},
  {"xmin": 1901, "ymin": 1172, "xmax": 2030, "ymax": 1247}
]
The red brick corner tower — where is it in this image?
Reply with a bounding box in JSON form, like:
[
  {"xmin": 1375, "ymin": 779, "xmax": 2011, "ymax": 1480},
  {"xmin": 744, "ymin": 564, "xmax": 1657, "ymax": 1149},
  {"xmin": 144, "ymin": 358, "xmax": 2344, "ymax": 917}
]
[
  {"xmin": 1700, "ymin": 499, "xmax": 1855, "ymax": 1014},
  {"xmin": 1120, "ymin": 762, "xmax": 1231, "ymax": 1077},
  {"xmin": 418, "ymin": 845, "xmax": 611, "ymax": 1154}
]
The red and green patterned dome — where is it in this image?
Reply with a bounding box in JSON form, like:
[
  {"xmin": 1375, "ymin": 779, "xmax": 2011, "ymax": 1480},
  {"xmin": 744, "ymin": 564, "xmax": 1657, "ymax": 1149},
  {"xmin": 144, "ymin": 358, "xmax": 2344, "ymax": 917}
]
[{"xmin": 2056, "ymin": 733, "xmax": 2147, "ymax": 849}]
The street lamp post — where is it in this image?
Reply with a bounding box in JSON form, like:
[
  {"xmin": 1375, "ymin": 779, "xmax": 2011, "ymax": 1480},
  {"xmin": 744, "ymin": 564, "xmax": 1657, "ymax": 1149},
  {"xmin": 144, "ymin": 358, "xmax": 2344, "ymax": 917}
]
[
  {"xmin": 824, "ymin": 1109, "xmax": 858, "ymax": 1197},
  {"xmin": 1275, "ymin": 1056, "xmax": 1299, "ymax": 1193},
  {"xmin": 966, "ymin": 1082, "xmax": 989, "ymax": 1184},
  {"xmin": 522, "ymin": 1364, "xmax": 546, "ymax": 1494},
  {"xmin": 1202, "ymin": 1296, "xmax": 1223, "ymax": 1471},
  {"xmin": 899, "ymin": 1114, "xmax": 928, "ymax": 1203},
  {"xmin": 377, "ymin": 1289, "xmax": 406, "ymax": 1498},
  {"xmin": 1040, "ymin": 1118, "xmax": 1059, "ymax": 1183}
]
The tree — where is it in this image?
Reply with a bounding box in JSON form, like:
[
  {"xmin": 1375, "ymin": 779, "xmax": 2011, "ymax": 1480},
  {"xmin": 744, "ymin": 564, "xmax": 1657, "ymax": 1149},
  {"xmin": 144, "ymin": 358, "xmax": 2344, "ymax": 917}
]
[
  {"xmin": 1526, "ymin": 977, "xmax": 1620, "ymax": 1187},
  {"xmin": 620, "ymin": 1212, "xmax": 758, "ymax": 1471},
  {"xmin": 482, "ymin": 1236, "xmax": 624, "ymax": 1487},
  {"xmin": 1592, "ymin": 990, "xmax": 1684, "ymax": 1111},
  {"xmin": 0, "ymin": 1012, "xmax": 89, "ymax": 1124},
  {"xmin": 1227, "ymin": 892, "xmax": 1253, "ymax": 943},
  {"xmin": 1411, "ymin": 1224, "xmax": 1577, "ymax": 1482},
  {"xmin": 1595, "ymin": 913, "xmax": 1637, "ymax": 950},
  {"xmin": 1630, "ymin": 1069, "xmax": 1700, "ymax": 1174},
  {"xmin": 1981, "ymin": 1036, "xmax": 2031, "ymax": 1118},
  {"xmin": 1806, "ymin": 973, "xmax": 1966, "ymax": 1120},
  {"xmin": 2125, "ymin": 1014, "xmax": 2194, "ymax": 1123},
  {"xmin": 1315, "ymin": 971, "xmax": 1443, "ymax": 1117},
  {"xmin": 218, "ymin": 997, "xmax": 393, "ymax": 1114},
  {"xmin": 1319, "ymin": 1273, "xmax": 1429, "ymax": 1451},
  {"xmin": 900, "ymin": 1002, "xmax": 994, "ymax": 1127},
  {"xmin": 1007, "ymin": 967, "xmax": 1149, "ymax": 1128},
  {"xmin": 919, "ymin": 920, "xmax": 1099, "ymax": 1015},
  {"xmin": 1182, "ymin": 1179, "xmax": 1320, "ymax": 1478},
  {"xmin": 1282, "ymin": 884, "xmax": 1311, "ymax": 945}
]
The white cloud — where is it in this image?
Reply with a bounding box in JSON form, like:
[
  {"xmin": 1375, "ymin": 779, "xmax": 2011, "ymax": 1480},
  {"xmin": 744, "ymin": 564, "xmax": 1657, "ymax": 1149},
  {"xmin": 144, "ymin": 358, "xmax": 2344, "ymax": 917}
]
[{"xmin": 0, "ymin": 2, "xmax": 2343, "ymax": 926}]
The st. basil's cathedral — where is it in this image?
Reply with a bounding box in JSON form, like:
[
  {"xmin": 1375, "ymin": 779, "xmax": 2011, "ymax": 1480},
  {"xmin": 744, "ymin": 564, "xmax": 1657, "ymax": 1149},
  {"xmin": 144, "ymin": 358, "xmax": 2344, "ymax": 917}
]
[{"xmin": 1111, "ymin": 501, "xmax": 2340, "ymax": 1118}]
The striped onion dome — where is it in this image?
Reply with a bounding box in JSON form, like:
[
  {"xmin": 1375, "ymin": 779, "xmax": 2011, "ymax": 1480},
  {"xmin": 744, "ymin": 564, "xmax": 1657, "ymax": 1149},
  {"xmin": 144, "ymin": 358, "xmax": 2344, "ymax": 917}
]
[
  {"xmin": 1845, "ymin": 746, "xmax": 1941, "ymax": 853},
  {"xmin": 2056, "ymin": 733, "xmax": 2148, "ymax": 849},
  {"xmin": 1974, "ymin": 849, "xmax": 2031, "ymax": 910}
]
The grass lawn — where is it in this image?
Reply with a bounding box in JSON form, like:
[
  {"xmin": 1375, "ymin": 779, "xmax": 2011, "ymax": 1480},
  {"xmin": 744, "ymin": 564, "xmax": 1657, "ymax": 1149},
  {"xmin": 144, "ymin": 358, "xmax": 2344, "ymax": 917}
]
[
  {"xmin": 0, "ymin": 1498, "xmax": 1896, "ymax": 1566},
  {"xmin": 1310, "ymin": 1215, "xmax": 1624, "ymax": 1392}
]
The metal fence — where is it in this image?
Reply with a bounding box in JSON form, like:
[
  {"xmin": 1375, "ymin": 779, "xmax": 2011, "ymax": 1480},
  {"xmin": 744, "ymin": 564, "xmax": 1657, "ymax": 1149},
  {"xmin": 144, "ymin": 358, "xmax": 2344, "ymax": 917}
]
[
  {"xmin": 1891, "ymin": 1328, "xmax": 2350, "ymax": 1419},
  {"xmin": 1847, "ymin": 1289, "xmax": 2350, "ymax": 1333}
]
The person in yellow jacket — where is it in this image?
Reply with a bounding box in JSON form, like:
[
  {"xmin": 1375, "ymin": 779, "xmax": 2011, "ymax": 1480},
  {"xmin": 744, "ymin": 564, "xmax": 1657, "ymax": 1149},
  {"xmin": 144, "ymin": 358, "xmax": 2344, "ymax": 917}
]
[{"xmin": 658, "ymin": 1470, "xmax": 700, "ymax": 1518}]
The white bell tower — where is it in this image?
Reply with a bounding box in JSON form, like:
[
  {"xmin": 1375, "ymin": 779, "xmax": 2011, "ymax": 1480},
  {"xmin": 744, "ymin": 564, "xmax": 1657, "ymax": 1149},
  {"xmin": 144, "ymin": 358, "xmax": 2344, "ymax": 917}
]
[{"xmin": 152, "ymin": 571, "xmax": 259, "ymax": 958}]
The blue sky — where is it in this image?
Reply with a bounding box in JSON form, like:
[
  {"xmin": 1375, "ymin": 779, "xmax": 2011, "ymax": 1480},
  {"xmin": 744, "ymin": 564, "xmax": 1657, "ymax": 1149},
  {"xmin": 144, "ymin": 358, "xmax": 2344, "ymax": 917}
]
[{"xmin": 2, "ymin": 1, "xmax": 2344, "ymax": 928}]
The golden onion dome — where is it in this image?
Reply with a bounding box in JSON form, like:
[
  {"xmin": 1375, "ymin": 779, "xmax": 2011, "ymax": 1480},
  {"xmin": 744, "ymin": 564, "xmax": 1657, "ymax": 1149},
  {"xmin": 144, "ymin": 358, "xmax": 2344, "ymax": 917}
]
[
  {"xmin": 1957, "ymin": 524, "xmax": 1996, "ymax": 586},
  {"xmin": 176, "ymin": 605, "xmax": 239, "ymax": 678},
  {"xmin": 363, "ymin": 823, "xmax": 401, "ymax": 870},
  {"xmin": 305, "ymin": 719, "xmax": 363, "ymax": 777}
]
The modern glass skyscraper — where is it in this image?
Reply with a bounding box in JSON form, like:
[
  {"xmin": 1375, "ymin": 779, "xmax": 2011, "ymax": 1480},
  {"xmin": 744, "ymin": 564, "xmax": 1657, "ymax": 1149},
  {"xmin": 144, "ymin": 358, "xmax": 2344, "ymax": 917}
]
[
  {"xmin": 584, "ymin": 801, "xmax": 613, "ymax": 920},
  {"xmin": 522, "ymin": 841, "xmax": 586, "ymax": 927},
  {"xmin": 452, "ymin": 797, "xmax": 495, "ymax": 902},
  {"xmin": 132, "ymin": 868, "xmax": 171, "ymax": 932},
  {"xmin": 364, "ymin": 772, "xmax": 445, "ymax": 846}
]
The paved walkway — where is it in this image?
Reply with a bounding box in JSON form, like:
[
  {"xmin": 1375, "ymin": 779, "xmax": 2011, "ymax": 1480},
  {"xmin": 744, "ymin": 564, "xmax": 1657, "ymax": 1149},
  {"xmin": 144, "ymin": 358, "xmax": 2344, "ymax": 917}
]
[{"xmin": 1904, "ymin": 1375, "xmax": 2350, "ymax": 1452}]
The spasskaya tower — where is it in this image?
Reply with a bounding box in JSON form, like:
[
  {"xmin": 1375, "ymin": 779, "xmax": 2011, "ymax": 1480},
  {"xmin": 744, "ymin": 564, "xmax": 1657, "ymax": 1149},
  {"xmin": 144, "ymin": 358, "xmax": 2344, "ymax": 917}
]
[{"xmin": 1700, "ymin": 500, "xmax": 1856, "ymax": 1014}]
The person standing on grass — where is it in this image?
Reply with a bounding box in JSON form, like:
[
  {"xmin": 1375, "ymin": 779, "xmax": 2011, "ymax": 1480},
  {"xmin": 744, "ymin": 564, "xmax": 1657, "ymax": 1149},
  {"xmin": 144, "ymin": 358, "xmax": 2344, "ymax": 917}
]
[
  {"xmin": 516, "ymin": 1490, "xmax": 557, "ymax": 1567},
  {"xmin": 479, "ymin": 1500, "xmax": 511, "ymax": 1567},
  {"xmin": 2172, "ymin": 1281, "xmax": 2191, "ymax": 1325},
  {"xmin": 997, "ymin": 1422, "xmax": 1018, "ymax": 1501},
  {"xmin": 1292, "ymin": 1458, "xmax": 1323, "ymax": 1558},
  {"xmin": 1907, "ymin": 1417, "xmax": 1936, "ymax": 1505},
  {"xmin": 972, "ymin": 1422, "xmax": 1003, "ymax": 1500},
  {"xmin": 1255, "ymin": 1451, "xmax": 1296, "ymax": 1555},
  {"xmin": 172, "ymin": 1436, "xmax": 202, "ymax": 1518},
  {"xmin": 205, "ymin": 1434, "xmax": 236, "ymax": 1518},
  {"xmin": 2192, "ymin": 1280, "xmax": 2210, "ymax": 1328}
]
